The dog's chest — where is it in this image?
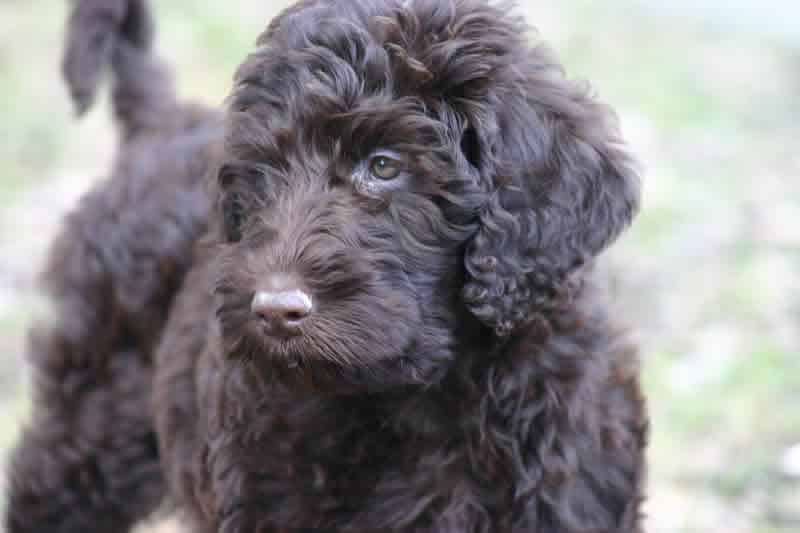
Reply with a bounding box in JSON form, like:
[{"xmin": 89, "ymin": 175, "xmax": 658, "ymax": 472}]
[{"xmin": 213, "ymin": 390, "xmax": 496, "ymax": 531}]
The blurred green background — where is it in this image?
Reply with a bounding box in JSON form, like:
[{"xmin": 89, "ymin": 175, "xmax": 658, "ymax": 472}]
[{"xmin": 1, "ymin": 1, "xmax": 798, "ymax": 532}]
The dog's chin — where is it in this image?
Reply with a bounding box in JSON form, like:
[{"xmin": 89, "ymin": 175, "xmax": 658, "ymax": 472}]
[{"xmin": 218, "ymin": 317, "xmax": 436, "ymax": 394}]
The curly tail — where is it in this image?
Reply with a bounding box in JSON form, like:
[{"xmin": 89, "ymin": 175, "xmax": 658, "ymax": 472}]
[{"xmin": 62, "ymin": 0, "xmax": 176, "ymax": 139}]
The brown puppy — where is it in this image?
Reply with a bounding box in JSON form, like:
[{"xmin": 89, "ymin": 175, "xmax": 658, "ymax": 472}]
[{"xmin": 6, "ymin": 1, "xmax": 646, "ymax": 532}]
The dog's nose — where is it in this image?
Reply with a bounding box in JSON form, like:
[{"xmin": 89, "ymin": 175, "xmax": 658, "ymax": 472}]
[{"xmin": 251, "ymin": 287, "xmax": 313, "ymax": 333}]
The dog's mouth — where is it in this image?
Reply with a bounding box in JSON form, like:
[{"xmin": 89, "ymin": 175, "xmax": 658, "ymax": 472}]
[{"xmin": 218, "ymin": 318, "xmax": 423, "ymax": 393}]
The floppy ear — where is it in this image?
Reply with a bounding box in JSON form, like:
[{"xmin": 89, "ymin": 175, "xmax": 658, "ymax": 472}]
[{"xmin": 461, "ymin": 47, "xmax": 641, "ymax": 337}]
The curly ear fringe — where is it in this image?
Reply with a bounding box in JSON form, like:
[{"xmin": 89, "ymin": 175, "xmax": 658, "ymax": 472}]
[
  {"xmin": 462, "ymin": 136, "xmax": 640, "ymax": 337},
  {"xmin": 460, "ymin": 84, "xmax": 640, "ymax": 337},
  {"xmin": 462, "ymin": 193, "xmax": 590, "ymax": 337},
  {"xmin": 450, "ymin": 5, "xmax": 642, "ymax": 337}
]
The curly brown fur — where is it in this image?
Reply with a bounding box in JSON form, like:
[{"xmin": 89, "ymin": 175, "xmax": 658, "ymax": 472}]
[
  {"xmin": 5, "ymin": 1, "xmax": 647, "ymax": 532},
  {"xmin": 4, "ymin": 1, "xmax": 219, "ymax": 531}
]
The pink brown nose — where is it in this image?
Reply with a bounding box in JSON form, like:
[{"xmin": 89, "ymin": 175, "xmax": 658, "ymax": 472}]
[{"xmin": 251, "ymin": 287, "xmax": 313, "ymax": 335}]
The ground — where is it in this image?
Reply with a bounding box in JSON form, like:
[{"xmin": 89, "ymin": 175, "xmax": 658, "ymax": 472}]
[{"xmin": 1, "ymin": 1, "xmax": 798, "ymax": 532}]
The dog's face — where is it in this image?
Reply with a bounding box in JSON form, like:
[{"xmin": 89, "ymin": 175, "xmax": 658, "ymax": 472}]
[{"xmin": 211, "ymin": 0, "xmax": 640, "ymax": 392}]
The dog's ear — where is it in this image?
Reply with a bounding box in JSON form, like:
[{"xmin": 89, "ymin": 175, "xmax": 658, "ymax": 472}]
[{"xmin": 460, "ymin": 48, "xmax": 641, "ymax": 337}]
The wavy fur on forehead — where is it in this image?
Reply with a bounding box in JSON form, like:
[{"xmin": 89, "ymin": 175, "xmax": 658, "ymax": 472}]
[{"xmin": 225, "ymin": 0, "xmax": 640, "ymax": 337}]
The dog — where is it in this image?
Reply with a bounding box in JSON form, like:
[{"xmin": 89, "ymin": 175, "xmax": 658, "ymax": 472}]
[{"xmin": 4, "ymin": 0, "xmax": 647, "ymax": 531}]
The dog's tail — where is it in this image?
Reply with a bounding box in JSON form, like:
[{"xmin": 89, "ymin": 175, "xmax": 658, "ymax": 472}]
[{"xmin": 62, "ymin": 0, "xmax": 176, "ymax": 139}]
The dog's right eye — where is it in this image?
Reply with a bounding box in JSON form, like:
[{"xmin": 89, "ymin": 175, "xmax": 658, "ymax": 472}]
[
  {"xmin": 222, "ymin": 194, "xmax": 247, "ymax": 243},
  {"xmin": 369, "ymin": 156, "xmax": 402, "ymax": 180}
]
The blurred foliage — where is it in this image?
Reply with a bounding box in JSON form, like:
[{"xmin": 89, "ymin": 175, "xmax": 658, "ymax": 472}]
[{"xmin": 1, "ymin": 1, "xmax": 798, "ymax": 532}]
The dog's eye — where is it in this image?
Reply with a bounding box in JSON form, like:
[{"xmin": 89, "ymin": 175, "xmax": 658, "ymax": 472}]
[
  {"xmin": 223, "ymin": 194, "xmax": 247, "ymax": 243},
  {"xmin": 369, "ymin": 156, "xmax": 402, "ymax": 180}
]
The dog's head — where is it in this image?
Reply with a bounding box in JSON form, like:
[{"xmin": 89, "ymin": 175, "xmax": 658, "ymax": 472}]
[{"xmin": 211, "ymin": 0, "xmax": 640, "ymax": 392}]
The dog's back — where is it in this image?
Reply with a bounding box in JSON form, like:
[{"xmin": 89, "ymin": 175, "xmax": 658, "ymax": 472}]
[{"xmin": 4, "ymin": 2, "xmax": 219, "ymax": 532}]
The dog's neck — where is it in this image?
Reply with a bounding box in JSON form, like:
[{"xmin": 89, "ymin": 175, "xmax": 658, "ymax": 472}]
[{"xmin": 361, "ymin": 294, "xmax": 595, "ymax": 437}]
